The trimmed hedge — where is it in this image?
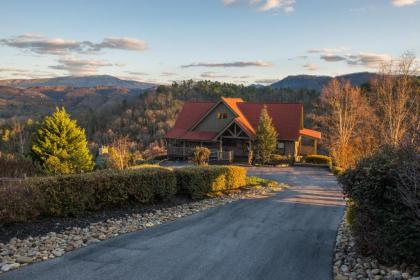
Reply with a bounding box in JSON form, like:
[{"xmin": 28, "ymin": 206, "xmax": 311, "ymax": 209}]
[
  {"xmin": 339, "ymin": 145, "xmax": 420, "ymax": 264},
  {"xmin": 305, "ymin": 154, "xmax": 332, "ymax": 166},
  {"xmin": 0, "ymin": 165, "xmax": 247, "ymax": 223},
  {"xmin": 0, "ymin": 167, "xmax": 176, "ymax": 222},
  {"xmin": 175, "ymin": 166, "xmax": 247, "ymax": 199}
]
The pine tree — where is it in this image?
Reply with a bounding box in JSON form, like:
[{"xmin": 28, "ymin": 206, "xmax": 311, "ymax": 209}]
[
  {"xmin": 254, "ymin": 106, "xmax": 278, "ymax": 165},
  {"xmin": 31, "ymin": 107, "xmax": 94, "ymax": 174}
]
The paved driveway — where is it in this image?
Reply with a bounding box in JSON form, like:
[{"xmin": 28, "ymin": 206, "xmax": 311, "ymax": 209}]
[{"xmin": 1, "ymin": 167, "xmax": 345, "ymax": 280}]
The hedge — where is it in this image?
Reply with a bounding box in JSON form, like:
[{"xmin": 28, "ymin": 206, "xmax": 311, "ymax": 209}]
[
  {"xmin": 305, "ymin": 154, "xmax": 332, "ymax": 166},
  {"xmin": 339, "ymin": 145, "xmax": 420, "ymax": 264},
  {"xmin": 175, "ymin": 166, "xmax": 247, "ymax": 199},
  {"xmin": 0, "ymin": 167, "xmax": 176, "ymax": 223},
  {"xmin": 0, "ymin": 165, "xmax": 247, "ymax": 223}
]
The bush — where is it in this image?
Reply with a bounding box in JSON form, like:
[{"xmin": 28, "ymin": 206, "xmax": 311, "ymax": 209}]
[
  {"xmin": 305, "ymin": 154, "xmax": 332, "ymax": 166},
  {"xmin": 332, "ymin": 166, "xmax": 344, "ymax": 176},
  {"xmin": 339, "ymin": 145, "xmax": 420, "ymax": 264},
  {"xmin": 175, "ymin": 166, "xmax": 247, "ymax": 198},
  {"xmin": 270, "ymin": 154, "xmax": 291, "ymax": 165},
  {"xmin": 192, "ymin": 146, "xmax": 211, "ymax": 166},
  {"xmin": 0, "ymin": 154, "xmax": 40, "ymax": 178},
  {"xmin": 0, "ymin": 181, "xmax": 44, "ymax": 223},
  {"xmin": 0, "ymin": 167, "xmax": 177, "ymax": 223}
]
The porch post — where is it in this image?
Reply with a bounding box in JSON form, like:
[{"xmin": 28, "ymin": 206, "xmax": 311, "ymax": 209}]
[
  {"xmin": 183, "ymin": 141, "xmax": 186, "ymax": 159},
  {"xmin": 314, "ymin": 139, "xmax": 318, "ymax": 154},
  {"xmin": 219, "ymin": 138, "xmax": 223, "ymax": 160}
]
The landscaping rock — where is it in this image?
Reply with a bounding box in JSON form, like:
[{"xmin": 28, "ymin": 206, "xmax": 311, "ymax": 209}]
[{"xmin": 333, "ymin": 209, "xmax": 420, "ymax": 280}]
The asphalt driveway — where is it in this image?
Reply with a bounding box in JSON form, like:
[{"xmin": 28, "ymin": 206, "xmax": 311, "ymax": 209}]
[{"xmin": 0, "ymin": 167, "xmax": 345, "ymax": 280}]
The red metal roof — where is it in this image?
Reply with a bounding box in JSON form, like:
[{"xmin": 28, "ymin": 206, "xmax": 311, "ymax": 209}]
[
  {"xmin": 300, "ymin": 128, "xmax": 321, "ymax": 139},
  {"xmin": 165, "ymin": 98, "xmax": 320, "ymax": 141}
]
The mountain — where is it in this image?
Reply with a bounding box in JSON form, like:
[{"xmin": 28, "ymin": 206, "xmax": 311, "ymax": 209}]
[
  {"xmin": 0, "ymin": 75, "xmax": 157, "ymax": 90},
  {"xmin": 270, "ymin": 72, "xmax": 377, "ymax": 91}
]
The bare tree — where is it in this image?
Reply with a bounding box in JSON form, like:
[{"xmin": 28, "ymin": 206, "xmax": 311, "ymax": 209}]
[
  {"xmin": 312, "ymin": 79, "xmax": 377, "ymax": 168},
  {"xmin": 372, "ymin": 53, "xmax": 420, "ymax": 147},
  {"xmin": 107, "ymin": 136, "xmax": 131, "ymax": 170}
]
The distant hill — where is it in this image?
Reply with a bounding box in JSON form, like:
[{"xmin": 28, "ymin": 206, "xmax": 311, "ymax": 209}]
[
  {"xmin": 0, "ymin": 75, "xmax": 157, "ymax": 90},
  {"xmin": 270, "ymin": 72, "xmax": 377, "ymax": 91}
]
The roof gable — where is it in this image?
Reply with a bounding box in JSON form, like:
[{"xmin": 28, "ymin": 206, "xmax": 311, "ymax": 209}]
[{"xmin": 165, "ymin": 98, "xmax": 312, "ymax": 141}]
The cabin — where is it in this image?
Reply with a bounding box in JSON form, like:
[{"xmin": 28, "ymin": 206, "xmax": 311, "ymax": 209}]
[{"xmin": 165, "ymin": 97, "xmax": 321, "ymax": 161}]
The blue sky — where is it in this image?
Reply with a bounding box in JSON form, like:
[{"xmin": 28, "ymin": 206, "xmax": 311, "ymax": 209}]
[{"xmin": 0, "ymin": 0, "xmax": 419, "ymax": 84}]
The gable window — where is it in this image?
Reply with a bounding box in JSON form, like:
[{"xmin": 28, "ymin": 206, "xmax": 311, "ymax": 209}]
[{"xmin": 217, "ymin": 112, "xmax": 228, "ymax": 119}]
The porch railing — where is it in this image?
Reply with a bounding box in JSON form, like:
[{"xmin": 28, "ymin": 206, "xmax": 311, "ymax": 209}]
[{"xmin": 168, "ymin": 146, "xmax": 233, "ymax": 162}]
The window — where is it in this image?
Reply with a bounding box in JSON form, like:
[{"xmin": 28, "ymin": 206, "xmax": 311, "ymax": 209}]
[
  {"xmin": 277, "ymin": 142, "xmax": 286, "ymax": 155},
  {"xmin": 217, "ymin": 112, "xmax": 228, "ymax": 119}
]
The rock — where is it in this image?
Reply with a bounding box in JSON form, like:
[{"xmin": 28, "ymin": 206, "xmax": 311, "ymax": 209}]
[
  {"xmin": 341, "ymin": 264, "xmax": 349, "ymax": 273},
  {"xmin": 86, "ymin": 239, "xmax": 100, "ymax": 245},
  {"xmin": 15, "ymin": 256, "xmax": 33, "ymax": 264},
  {"xmin": 1, "ymin": 262, "xmax": 20, "ymax": 272},
  {"xmin": 372, "ymin": 269, "xmax": 381, "ymax": 275},
  {"xmin": 390, "ymin": 270, "xmax": 403, "ymax": 279},
  {"xmin": 52, "ymin": 249, "xmax": 64, "ymax": 257}
]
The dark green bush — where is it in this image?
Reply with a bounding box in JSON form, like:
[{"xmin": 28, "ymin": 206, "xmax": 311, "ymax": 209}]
[
  {"xmin": 0, "ymin": 154, "xmax": 40, "ymax": 178},
  {"xmin": 0, "ymin": 167, "xmax": 177, "ymax": 222},
  {"xmin": 305, "ymin": 154, "xmax": 332, "ymax": 166},
  {"xmin": 175, "ymin": 165, "xmax": 247, "ymax": 198},
  {"xmin": 339, "ymin": 145, "xmax": 420, "ymax": 264}
]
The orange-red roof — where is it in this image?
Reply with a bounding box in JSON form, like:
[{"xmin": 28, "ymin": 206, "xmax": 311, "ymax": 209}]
[
  {"xmin": 165, "ymin": 98, "xmax": 320, "ymax": 141},
  {"xmin": 299, "ymin": 128, "xmax": 321, "ymax": 139}
]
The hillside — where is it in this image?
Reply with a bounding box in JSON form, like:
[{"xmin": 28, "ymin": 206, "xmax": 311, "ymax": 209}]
[
  {"xmin": 0, "ymin": 75, "xmax": 157, "ymax": 90},
  {"xmin": 270, "ymin": 72, "xmax": 377, "ymax": 91}
]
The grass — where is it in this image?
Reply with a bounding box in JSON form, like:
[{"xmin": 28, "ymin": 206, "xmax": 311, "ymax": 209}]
[{"xmin": 245, "ymin": 176, "xmax": 288, "ymax": 191}]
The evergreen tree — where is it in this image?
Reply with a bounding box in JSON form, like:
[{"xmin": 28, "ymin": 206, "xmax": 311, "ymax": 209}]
[
  {"xmin": 31, "ymin": 107, "xmax": 94, "ymax": 174},
  {"xmin": 254, "ymin": 106, "xmax": 278, "ymax": 165}
]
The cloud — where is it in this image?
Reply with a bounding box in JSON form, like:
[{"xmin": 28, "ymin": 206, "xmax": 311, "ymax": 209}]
[
  {"xmin": 200, "ymin": 72, "xmax": 230, "ymax": 78},
  {"xmin": 126, "ymin": 71, "xmax": 148, "ymax": 76},
  {"xmin": 0, "ymin": 34, "xmax": 148, "ymax": 55},
  {"xmin": 391, "ymin": 0, "xmax": 419, "ymax": 6},
  {"xmin": 254, "ymin": 78, "xmax": 279, "ymax": 84},
  {"xmin": 49, "ymin": 57, "xmax": 113, "ymax": 75},
  {"xmin": 221, "ymin": 0, "xmax": 295, "ymax": 12},
  {"xmin": 302, "ymin": 63, "xmax": 318, "ymax": 71},
  {"xmin": 258, "ymin": 0, "xmax": 295, "ymax": 12},
  {"xmin": 307, "ymin": 47, "xmax": 347, "ymax": 54},
  {"xmin": 0, "ymin": 67, "xmax": 30, "ymax": 73},
  {"xmin": 161, "ymin": 71, "xmax": 177, "ymax": 76},
  {"xmin": 90, "ymin": 37, "xmax": 147, "ymax": 52},
  {"xmin": 345, "ymin": 53, "xmax": 392, "ymax": 68},
  {"xmin": 320, "ymin": 54, "xmax": 347, "ymax": 62},
  {"xmin": 182, "ymin": 60, "xmax": 272, "ymax": 68}
]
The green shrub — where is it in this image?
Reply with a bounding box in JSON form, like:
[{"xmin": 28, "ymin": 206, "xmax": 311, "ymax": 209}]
[
  {"xmin": 332, "ymin": 166, "xmax": 344, "ymax": 176},
  {"xmin": 0, "ymin": 167, "xmax": 177, "ymax": 223},
  {"xmin": 270, "ymin": 154, "xmax": 290, "ymax": 165},
  {"xmin": 305, "ymin": 154, "xmax": 332, "ymax": 166},
  {"xmin": 175, "ymin": 166, "xmax": 247, "ymax": 198},
  {"xmin": 339, "ymin": 145, "xmax": 420, "ymax": 264},
  {"xmin": 0, "ymin": 181, "xmax": 44, "ymax": 223}
]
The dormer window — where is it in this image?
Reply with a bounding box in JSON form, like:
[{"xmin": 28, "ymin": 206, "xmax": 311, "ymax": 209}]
[{"xmin": 217, "ymin": 112, "xmax": 228, "ymax": 119}]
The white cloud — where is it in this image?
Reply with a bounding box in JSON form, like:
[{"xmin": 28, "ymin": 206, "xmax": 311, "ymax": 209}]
[
  {"xmin": 254, "ymin": 78, "xmax": 278, "ymax": 84},
  {"xmin": 307, "ymin": 47, "xmax": 347, "ymax": 54},
  {"xmin": 346, "ymin": 52, "xmax": 392, "ymax": 68},
  {"xmin": 49, "ymin": 57, "xmax": 113, "ymax": 75},
  {"xmin": 200, "ymin": 72, "xmax": 229, "ymax": 78},
  {"xmin": 0, "ymin": 34, "xmax": 148, "ymax": 55},
  {"xmin": 302, "ymin": 63, "xmax": 318, "ymax": 71},
  {"xmin": 182, "ymin": 60, "xmax": 273, "ymax": 68},
  {"xmin": 221, "ymin": 0, "xmax": 295, "ymax": 12},
  {"xmin": 391, "ymin": 0, "xmax": 419, "ymax": 7},
  {"xmin": 161, "ymin": 71, "xmax": 177, "ymax": 76},
  {"xmin": 258, "ymin": 0, "xmax": 295, "ymax": 12}
]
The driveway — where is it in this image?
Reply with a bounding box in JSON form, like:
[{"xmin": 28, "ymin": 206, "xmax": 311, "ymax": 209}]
[{"xmin": 1, "ymin": 167, "xmax": 345, "ymax": 280}]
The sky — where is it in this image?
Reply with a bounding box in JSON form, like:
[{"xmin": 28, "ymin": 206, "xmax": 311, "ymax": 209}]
[{"xmin": 0, "ymin": 0, "xmax": 419, "ymax": 85}]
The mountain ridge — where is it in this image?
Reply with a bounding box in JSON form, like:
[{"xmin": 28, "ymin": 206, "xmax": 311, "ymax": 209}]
[{"xmin": 0, "ymin": 75, "xmax": 157, "ymax": 90}]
